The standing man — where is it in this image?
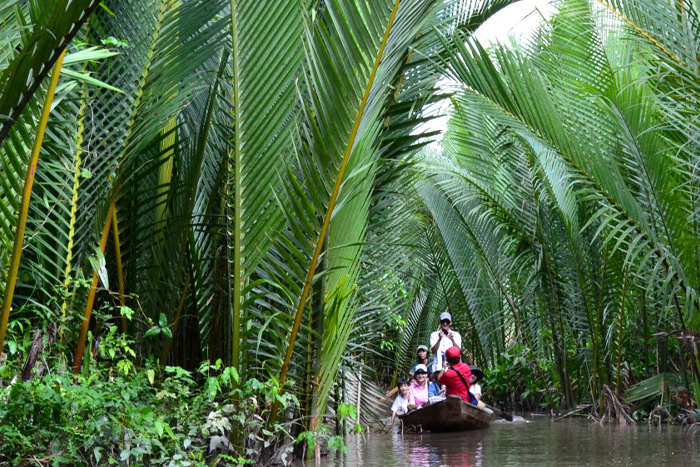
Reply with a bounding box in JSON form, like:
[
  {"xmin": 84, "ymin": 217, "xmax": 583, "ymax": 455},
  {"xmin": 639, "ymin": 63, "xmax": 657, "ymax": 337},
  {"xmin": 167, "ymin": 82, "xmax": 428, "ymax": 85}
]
[{"xmin": 430, "ymin": 311, "xmax": 462, "ymax": 373}]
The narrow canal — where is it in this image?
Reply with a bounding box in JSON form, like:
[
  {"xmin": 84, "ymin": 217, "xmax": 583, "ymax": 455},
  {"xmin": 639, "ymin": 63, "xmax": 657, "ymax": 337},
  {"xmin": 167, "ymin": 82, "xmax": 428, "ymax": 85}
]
[{"xmin": 299, "ymin": 416, "xmax": 700, "ymax": 466}]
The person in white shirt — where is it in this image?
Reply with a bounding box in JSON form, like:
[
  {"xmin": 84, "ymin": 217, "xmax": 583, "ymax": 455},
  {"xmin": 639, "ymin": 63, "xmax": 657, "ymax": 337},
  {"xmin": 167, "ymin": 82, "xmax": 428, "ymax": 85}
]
[
  {"xmin": 430, "ymin": 312, "xmax": 462, "ymax": 373},
  {"xmin": 391, "ymin": 379, "xmax": 413, "ymax": 424},
  {"xmin": 469, "ymin": 365, "xmax": 486, "ymax": 409}
]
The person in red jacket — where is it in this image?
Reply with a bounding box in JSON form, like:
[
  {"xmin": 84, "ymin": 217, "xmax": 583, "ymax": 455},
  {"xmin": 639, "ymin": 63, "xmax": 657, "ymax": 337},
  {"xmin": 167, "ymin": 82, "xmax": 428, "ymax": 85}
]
[{"xmin": 437, "ymin": 346, "xmax": 474, "ymax": 403}]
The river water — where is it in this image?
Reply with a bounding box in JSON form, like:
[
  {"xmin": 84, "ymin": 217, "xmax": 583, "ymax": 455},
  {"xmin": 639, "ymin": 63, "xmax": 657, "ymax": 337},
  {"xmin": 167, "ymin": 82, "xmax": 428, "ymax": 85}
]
[{"xmin": 298, "ymin": 416, "xmax": 700, "ymax": 466}]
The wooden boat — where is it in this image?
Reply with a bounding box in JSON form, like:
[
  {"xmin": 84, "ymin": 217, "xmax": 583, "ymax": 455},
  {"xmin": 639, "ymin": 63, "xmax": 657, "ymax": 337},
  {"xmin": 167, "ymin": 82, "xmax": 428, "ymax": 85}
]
[{"xmin": 398, "ymin": 395, "xmax": 492, "ymax": 432}]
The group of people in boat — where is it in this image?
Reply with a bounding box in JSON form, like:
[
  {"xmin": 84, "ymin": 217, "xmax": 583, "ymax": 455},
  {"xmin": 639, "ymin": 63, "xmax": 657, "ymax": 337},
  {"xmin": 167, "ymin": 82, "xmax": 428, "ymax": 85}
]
[{"xmin": 391, "ymin": 312, "xmax": 485, "ymax": 424}]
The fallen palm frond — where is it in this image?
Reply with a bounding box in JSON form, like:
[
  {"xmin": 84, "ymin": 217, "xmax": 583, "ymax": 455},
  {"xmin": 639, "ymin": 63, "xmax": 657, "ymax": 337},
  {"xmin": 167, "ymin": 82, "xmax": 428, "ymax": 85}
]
[
  {"xmin": 623, "ymin": 373, "xmax": 685, "ymax": 404},
  {"xmin": 553, "ymin": 404, "xmax": 592, "ymax": 422}
]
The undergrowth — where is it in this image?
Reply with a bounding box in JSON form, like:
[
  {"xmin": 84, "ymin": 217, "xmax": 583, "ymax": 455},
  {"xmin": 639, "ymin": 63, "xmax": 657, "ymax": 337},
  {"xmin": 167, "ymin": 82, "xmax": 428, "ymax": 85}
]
[{"xmin": 0, "ymin": 327, "xmax": 297, "ymax": 466}]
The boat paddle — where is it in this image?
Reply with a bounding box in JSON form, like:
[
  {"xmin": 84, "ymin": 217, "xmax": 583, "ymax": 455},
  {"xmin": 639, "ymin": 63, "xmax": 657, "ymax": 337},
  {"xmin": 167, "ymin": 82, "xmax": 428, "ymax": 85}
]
[{"xmin": 484, "ymin": 403, "xmax": 513, "ymax": 421}]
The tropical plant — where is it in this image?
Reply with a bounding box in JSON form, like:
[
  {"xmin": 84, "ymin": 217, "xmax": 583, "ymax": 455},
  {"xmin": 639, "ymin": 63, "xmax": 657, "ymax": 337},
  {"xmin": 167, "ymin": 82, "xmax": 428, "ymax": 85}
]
[
  {"xmin": 6, "ymin": 0, "xmax": 700, "ymax": 455},
  {"xmin": 401, "ymin": 0, "xmax": 700, "ymax": 417},
  {"xmin": 0, "ymin": 0, "xmax": 526, "ymax": 450}
]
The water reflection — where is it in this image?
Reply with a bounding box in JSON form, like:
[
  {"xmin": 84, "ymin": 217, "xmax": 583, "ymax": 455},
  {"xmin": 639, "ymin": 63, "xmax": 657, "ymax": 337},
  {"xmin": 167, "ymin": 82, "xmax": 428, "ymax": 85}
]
[{"xmin": 297, "ymin": 417, "xmax": 700, "ymax": 467}]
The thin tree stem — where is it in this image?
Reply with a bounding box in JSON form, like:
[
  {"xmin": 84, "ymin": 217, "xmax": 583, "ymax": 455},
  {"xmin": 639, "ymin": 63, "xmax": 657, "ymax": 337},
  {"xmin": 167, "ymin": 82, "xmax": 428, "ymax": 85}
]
[
  {"xmin": 112, "ymin": 209, "xmax": 126, "ymax": 333},
  {"xmin": 0, "ymin": 49, "xmax": 66, "ymax": 353},
  {"xmin": 615, "ymin": 267, "xmax": 628, "ymax": 397},
  {"xmin": 72, "ymin": 199, "xmax": 116, "ymax": 373},
  {"xmin": 230, "ymin": 0, "xmax": 243, "ymax": 376},
  {"xmin": 592, "ymin": 253, "xmax": 608, "ymax": 401}
]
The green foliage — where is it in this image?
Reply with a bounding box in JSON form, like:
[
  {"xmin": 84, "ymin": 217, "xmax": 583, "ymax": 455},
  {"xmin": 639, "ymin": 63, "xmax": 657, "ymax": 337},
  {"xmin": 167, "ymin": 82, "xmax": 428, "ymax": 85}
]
[
  {"xmin": 0, "ymin": 0, "xmax": 102, "ymax": 143},
  {"xmin": 8, "ymin": 0, "xmax": 700, "ymax": 445},
  {"xmin": 0, "ymin": 359, "xmax": 295, "ymax": 466},
  {"xmin": 295, "ymin": 403, "xmax": 361, "ymax": 455},
  {"xmin": 0, "ymin": 0, "xmax": 519, "ymax": 439},
  {"xmin": 484, "ymin": 345, "xmax": 561, "ymax": 411},
  {"xmin": 144, "ymin": 313, "xmax": 172, "ymax": 340},
  {"xmin": 390, "ymin": 0, "xmax": 700, "ymax": 418}
]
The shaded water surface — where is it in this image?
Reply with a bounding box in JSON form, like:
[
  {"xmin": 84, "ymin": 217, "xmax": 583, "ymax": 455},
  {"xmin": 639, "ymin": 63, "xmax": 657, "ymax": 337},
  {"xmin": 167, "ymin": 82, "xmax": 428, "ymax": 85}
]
[{"xmin": 300, "ymin": 417, "xmax": 700, "ymax": 466}]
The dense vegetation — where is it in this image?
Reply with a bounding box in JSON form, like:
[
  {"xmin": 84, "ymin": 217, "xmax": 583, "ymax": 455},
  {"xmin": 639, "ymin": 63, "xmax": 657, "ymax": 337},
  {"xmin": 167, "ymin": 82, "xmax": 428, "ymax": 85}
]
[{"xmin": 2, "ymin": 0, "xmax": 700, "ymax": 464}]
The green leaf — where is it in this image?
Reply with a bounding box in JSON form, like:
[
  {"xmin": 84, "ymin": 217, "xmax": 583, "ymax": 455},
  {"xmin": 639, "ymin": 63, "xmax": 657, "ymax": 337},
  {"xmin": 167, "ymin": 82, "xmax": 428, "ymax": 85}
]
[
  {"xmin": 0, "ymin": 0, "xmax": 102, "ymax": 144},
  {"xmin": 60, "ymin": 69, "xmax": 124, "ymax": 94},
  {"xmin": 296, "ymin": 430, "xmax": 315, "ymax": 449},
  {"xmin": 63, "ymin": 47, "xmax": 121, "ymax": 66},
  {"xmin": 118, "ymin": 306, "xmax": 134, "ymax": 320},
  {"xmin": 99, "ymin": 2, "xmax": 116, "ymax": 16},
  {"xmin": 92, "ymin": 247, "xmax": 109, "ymax": 289},
  {"xmin": 156, "ymin": 390, "xmax": 175, "ymax": 400},
  {"xmin": 224, "ymin": 366, "xmax": 239, "ymax": 385},
  {"xmin": 624, "ymin": 373, "xmax": 684, "ymax": 403},
  {"xmin": 0, "ymin": 365, "xmax": 12, "ymax": 378},
  {"xmin": 101, "ymin": 36, "xmax": 129, "ymax": 48},
  {"xmin": 154, "ymin": 418, "xmax": 164, "ymax": 437},
  {"xmin": 336, "ymin": 403, "xmax": 357, "ymax": 420}
]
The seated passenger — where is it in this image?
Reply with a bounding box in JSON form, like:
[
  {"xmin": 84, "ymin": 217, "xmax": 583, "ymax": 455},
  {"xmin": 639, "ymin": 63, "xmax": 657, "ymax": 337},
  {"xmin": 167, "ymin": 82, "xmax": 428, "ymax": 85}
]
[
  {"xmin": 407, "ymin": 364, "xmax": 430, "ymax": 409},
  {"xmin": 428, "ymin": 370, "xmax": 446, "ymax": 404},
  {"xmin": 437, "ymin": 346, "xmax": 475, "ymax": 403},
  {"xmin": 469, "ymin": 365, "xmax": 486, "ymax": 408},
  {"xmin": 390, "ymin": 379, "xmax": 413, "ymax": 424},
  {"xmin": 409, "ymin": 345, "xmax": 434, "ymax": 379}
]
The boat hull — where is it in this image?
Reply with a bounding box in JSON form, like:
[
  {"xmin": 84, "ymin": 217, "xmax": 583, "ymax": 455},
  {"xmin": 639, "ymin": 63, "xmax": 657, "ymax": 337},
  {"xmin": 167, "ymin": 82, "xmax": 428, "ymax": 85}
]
[{"xmin": 397, "ymin": 395, "xmax": 492, "ymax": 432}]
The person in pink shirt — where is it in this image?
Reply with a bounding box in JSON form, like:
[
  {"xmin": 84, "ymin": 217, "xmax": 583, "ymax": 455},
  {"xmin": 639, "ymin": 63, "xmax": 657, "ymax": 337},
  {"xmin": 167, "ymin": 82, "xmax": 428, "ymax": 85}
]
[{"xmin": 407, "ymin": 364, "xmax": 430, "ymax": 409}]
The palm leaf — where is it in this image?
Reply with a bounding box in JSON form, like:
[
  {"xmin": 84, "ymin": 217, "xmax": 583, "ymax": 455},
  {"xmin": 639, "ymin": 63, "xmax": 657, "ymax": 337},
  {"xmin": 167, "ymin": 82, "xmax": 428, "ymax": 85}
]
[
  {"xmin": 0, "ymin": 0, "xmax": 102, "ymax": 144},
  {"xmin": 624, "ymin": 373, "xmax": 684, "ymax": 403},
  {"xmin": 273, "ymin": 0, "xmax": 456, "ymax": 424},
  {"xmin": 227, "ymin": 0, "xmax": 308, "ymax": 372},
  {"xmin": 0, "ymin": 49, "xmax": 66, "ymax": 352}
]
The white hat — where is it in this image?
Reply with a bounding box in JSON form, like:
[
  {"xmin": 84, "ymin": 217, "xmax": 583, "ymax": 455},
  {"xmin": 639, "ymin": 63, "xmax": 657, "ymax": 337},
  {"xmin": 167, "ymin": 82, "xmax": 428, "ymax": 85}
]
[
  {"xmin": 440, "ymin": 312, "xmax": 452, "ymax": 322},
  {"xmin": 414, "ymin": 364, "xmax": 428, "ymax": 374}
]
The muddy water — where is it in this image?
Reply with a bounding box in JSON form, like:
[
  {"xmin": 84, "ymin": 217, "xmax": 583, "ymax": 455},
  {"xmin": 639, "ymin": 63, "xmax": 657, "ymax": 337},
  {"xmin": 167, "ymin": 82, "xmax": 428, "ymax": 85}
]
[{"xmin": 298, "ymin": 416, "xmax": 700, "ymax": 466}]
